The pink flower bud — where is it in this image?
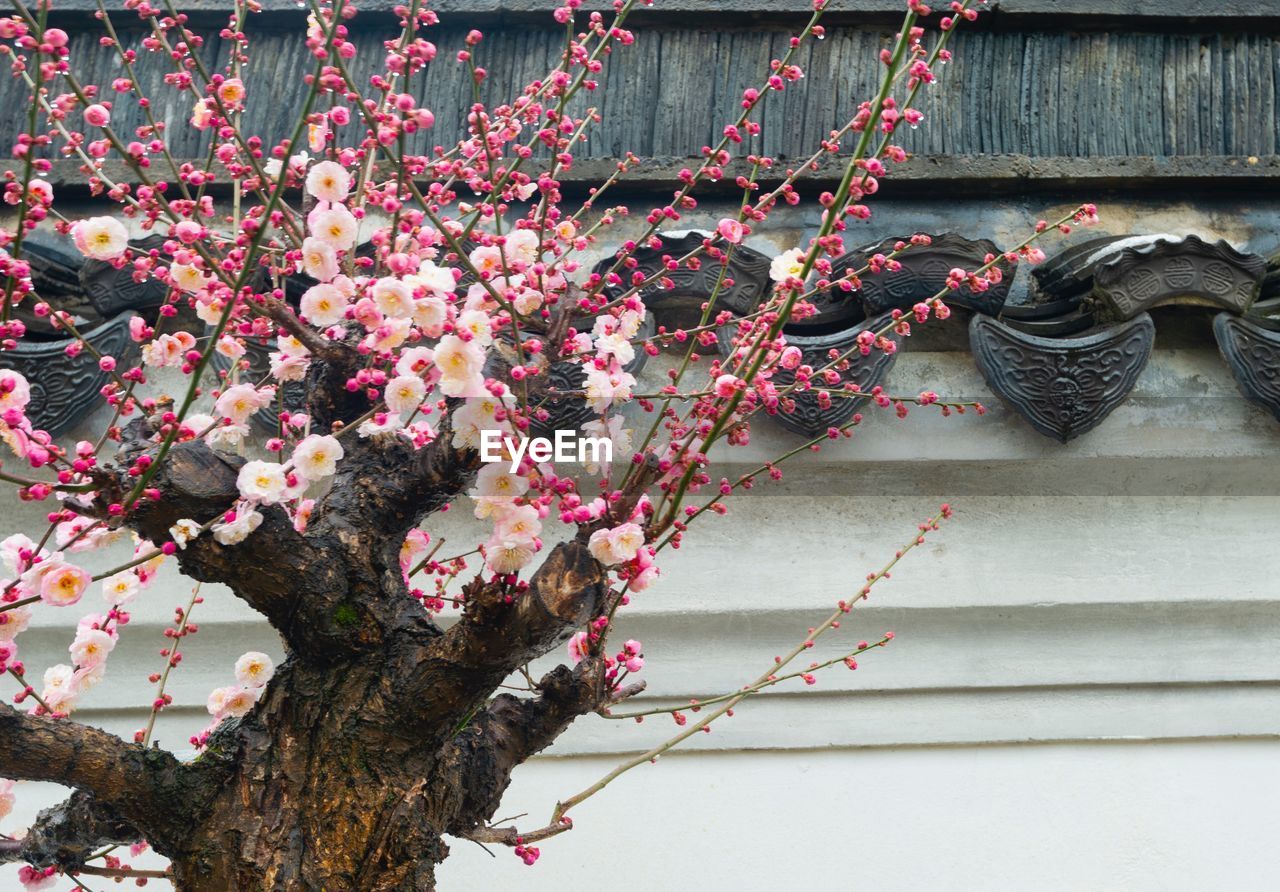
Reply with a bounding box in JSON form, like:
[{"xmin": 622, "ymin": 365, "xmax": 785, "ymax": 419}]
[{"xmin": 84, "ymin": 104, "xmax": 111, "ymax": 127}]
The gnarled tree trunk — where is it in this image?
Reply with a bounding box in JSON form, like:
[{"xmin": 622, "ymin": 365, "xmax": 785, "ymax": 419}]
[{"xmin": 1, "ymin": 324, "xmax": 619, "ymax": 890}]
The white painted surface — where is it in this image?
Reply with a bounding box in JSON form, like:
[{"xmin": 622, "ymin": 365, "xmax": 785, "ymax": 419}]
[
  {"xmin": 3, "ymin": 231, "xmax": 1279, "ymax": 886},
  {"xmin": 8, "ymin": 742, "xmax": 1280, "ymax": 890}
]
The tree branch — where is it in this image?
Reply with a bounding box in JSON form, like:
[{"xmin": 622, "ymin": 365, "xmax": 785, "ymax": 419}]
[
  {"xmin": 0, "ymin": 791, "xmax": 138, "ymax": 869},
  {"xmin": 111, "ymin": 437, "xmax": 398, "ymax": 658},
  {"xmin": 431, "ymin": 539, "xmax": 609, "ymax": 679},
  {"xmin": 434, "ymin": 659, "xmax": 606, "ymax": 838},
  {"xmin": 390, "ymin": 539, "xmax": 609, "ymax": 743},
  {"xmin": 0, "ymin": 705, "xmax": 199, "ymax": 862},
  {"xmin": 0, "ymin": 704, "xmax": 174, "ymax": 804},
  {"xmin": 261, "ymin": 296, "xmax": 349, "ymax": 364},
  {"xmin": 308, "ymin": 416, "xmax": 481, "ymax": 630}
]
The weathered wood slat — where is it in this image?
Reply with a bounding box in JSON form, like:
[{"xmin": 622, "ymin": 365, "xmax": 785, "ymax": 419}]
[
  {"xmin": 2, "ymin": 26, "xmax": 1277, "ymax": 160},
  {"xmin": 40, "ymin": 0, "xmax": 1280, "ymax": 29}
]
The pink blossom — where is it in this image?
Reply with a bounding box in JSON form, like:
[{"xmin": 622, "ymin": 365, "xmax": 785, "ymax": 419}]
[
  {"xmin": 71, "ymin": 216, "xmax": 129, "ymax": 260},
  {"xmin": 39, "ymin": 563, "xmax": 89, "ymax": 607},
  {"xmin": 305, "ymin": 160, "xmax": 351, "ymax": 203},
  {"xmin": 587, "ymin": 523, "xmax": 645, "ymax": 565},
  {"xmin": 628, "ymin": 548, "xmax": 660, "ymax": 592},
  {"xmin": 621, "ymin": 639, "xmax": 644, "ymax": 672},
  {"xmin": 293, "ymin": 434, "xmax": 344, "ymax": 479},
  {"xmin": 300, "ymin": 282, "xmax": 350, "ymax": 326},
  {"xmin": 235, "ymin": 652, "xmax": 275, "ymax": 688},
  {"xmin": 714, "ymin": 374, "xmax": 742, "ymax": 398},
  {"xmin": 215, "ymin": 383, "xmax": 275, "ymax": 426},
  {"xmin": 300, "ymin": 237, "xmax": 339, "ymax": 282},
  {"xmin": 84, "ymin": 103, "xmax": 111, "ymax": 127},
  {"xmin": 567, "ymin": 630, "xmax": 591, "ymax": 664},
  {"xmin": 17, "ymin": 865, "xmax": 58, "ymax": 890},
  {"xmin": 485, "ymin": 536, "xmax": 536, "ymax": 574},
  {"xmin": 717, "ymin": 218, "xmax": 745, "ymax": 244},
  {"xmin": 70, "ymin": 628, "xmax": 115, "ymax": 668},
  {"xmin": 0, "ymin": 369, "xmax": 31, "ymax": 415},
  {"xmin": 207, "ymin": 684, "xmax": 258, "ymax": 720},
  {"xmin": 308, "ymin": 204, "xmax": 359, "ymax": 251}
]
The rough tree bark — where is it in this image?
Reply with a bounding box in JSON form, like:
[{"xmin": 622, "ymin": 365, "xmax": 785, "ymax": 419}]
[{"xmin": 0, "ymin": 323, "xmax": 620, "ymax": 890}]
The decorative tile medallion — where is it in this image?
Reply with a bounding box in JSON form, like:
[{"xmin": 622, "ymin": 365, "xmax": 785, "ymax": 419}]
[
  {"xmin": 0, "ymin": 313, "xmax": 136, "ymax": 435},
  {"xmin": 1214, "ymin": 313, "xmax": 1280, "ymax": 423},
  {"xmin": 970, "ymin": 313, "xmax": 1156, "ymax": 442},
  {"xmin": 1091, "ymin": 235, "xmax": 1265, "ymax": 320}
]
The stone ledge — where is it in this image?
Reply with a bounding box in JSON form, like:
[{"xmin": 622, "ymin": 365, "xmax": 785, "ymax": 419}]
[
  {"xmin": 35, "ymin": 599, "xmax": 1280, "ymax": 751},
  {"xmin": 8, "ymin": 155, "xmax": 1278, "ymax": 197}
]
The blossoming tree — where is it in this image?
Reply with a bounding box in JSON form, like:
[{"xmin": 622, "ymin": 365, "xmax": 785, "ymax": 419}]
[{"xmin": 0, "ymin": 0, "xmax": 1096, "ymax": 887}]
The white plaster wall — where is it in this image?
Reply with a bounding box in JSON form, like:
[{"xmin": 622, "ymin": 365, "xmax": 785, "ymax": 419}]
[
  {"xmin": 3, "ymin": 196, "xmax": 1279, "ymax": 888},
  {"xmin": 8, "ymin": 742, "xmax": 1280, "ymax": 890},
  {"xmin": 437, "ymin": 742, "xmax": 1280, "ymax": 891}
]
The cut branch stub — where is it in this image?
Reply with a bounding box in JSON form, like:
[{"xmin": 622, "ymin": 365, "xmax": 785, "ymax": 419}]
[
  {"xmin": 436, "ymin": 539, "xmax": 608, "ymax": 669},
  {"xmin": 436, "ymin": 660, "xmax": 605, "ymax": 837},
  {"xmin": 397, "ymin": 540, "xmax": 609, "ymax": 739}
]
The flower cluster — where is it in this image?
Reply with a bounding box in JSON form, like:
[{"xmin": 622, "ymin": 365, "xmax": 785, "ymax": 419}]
[
  {"xmin": 0, "ymin": 0, "xmax": 1104, "ymax": 872},
  {"xmin": 206, "ymin": 651, "xmax": 275, "ymax": 722}
]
